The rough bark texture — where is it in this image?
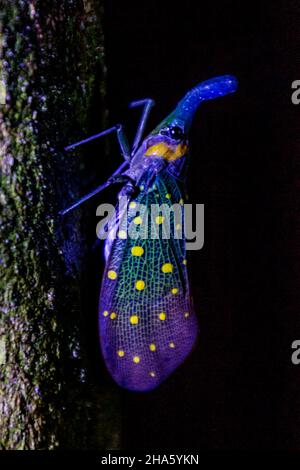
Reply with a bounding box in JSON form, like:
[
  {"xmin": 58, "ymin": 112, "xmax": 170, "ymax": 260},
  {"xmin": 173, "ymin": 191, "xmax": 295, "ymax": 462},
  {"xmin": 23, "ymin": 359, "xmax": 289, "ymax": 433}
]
[{"xmin": 0, "ymin": 0, "xmax": 120, "ymax": 449}]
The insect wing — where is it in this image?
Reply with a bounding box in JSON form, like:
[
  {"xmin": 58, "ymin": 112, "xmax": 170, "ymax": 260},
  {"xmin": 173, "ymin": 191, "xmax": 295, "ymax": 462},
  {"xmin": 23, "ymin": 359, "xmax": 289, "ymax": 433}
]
[{"xmin": 99, "ymin": 172, "xmax": 198, "ymax": 391}]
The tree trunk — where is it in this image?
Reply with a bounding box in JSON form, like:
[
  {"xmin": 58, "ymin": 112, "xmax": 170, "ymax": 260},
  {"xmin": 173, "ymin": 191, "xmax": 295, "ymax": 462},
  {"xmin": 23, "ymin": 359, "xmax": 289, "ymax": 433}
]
[{"xmin": 0, "ymin": 0, "xmax": 121, "ymax": 449}]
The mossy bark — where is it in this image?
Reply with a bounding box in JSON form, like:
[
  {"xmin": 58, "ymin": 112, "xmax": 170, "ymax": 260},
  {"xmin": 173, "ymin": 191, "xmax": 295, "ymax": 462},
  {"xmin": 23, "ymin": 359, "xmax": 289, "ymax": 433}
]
[{"xmin": 0, "ymin": 0, "xmax": 120, "ymax": 449}]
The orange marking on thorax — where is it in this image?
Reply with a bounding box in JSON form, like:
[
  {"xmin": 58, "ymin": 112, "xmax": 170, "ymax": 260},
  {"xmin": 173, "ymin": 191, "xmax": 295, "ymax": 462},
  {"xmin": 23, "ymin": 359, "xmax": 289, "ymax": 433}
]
[{"xmin": 145, "ymin": 142, "xmax": 188, "ymax": 161}]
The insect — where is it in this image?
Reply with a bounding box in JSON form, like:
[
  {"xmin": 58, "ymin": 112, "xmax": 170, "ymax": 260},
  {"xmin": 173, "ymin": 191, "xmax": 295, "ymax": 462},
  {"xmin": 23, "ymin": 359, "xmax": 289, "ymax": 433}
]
[{"xmin": 61, "ymin": 75, "xmax": 238, "ymax": 391}]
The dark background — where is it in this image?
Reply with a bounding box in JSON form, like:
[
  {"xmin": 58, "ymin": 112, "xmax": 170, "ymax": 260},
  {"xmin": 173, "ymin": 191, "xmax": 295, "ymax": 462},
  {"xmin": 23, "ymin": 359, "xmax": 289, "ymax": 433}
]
[{"xmin": 83, "ymin": 1, "xmax": 300, "ymax": 449}]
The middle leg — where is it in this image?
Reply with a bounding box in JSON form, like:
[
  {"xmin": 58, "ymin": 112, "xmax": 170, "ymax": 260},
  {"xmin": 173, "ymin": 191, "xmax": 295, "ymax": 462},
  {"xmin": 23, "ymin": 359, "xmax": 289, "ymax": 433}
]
[{"xmin": 129, "ymin": 98, "xmax": 155, "ymax": 156}]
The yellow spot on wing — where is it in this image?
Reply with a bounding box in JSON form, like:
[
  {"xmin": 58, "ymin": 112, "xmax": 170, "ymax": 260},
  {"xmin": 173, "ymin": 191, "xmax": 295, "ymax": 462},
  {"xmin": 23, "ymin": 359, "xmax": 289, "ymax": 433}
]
[
  {"xmin": 133, "ymin": 356, "xmax": 140, "ymax": 363},
  {"xmin": 108, "ymin": 270, "xmax": 117, "ymax": 280},
  {"xmin": 110, "ymin": 312, "xmax": 117, "ymax": 320},
  {"xmin": 179, "ymin": 198, "xmax": 184, "ymax": 205},
  {"xmin": 135, "ymin": 280, "xmax": 145, "ymax": 291},
  {"xmin": 149, "ymin": 343, "xmax": 156, "ymax": 351},
  {"xmin": 103, "ymin": 310, "xmax": 109, "ymax": 317},
  {"xmin": 166, "ymin": 193, "xmax": 171, "ymax": 199},
  {"xmin": 130, "ymin": 315, "xmax": 139, "ymax": 325},
  {"xmin": 155, "ymin": 215, "xmax": 164, "ymax": 225},
  {"xmin": 183, "ymin": 259, "xmax": 187, "ymax": 265},
  {"xmin": 184, "ymin": 312, "xmax": 190, "ymax": 318},
  {"xmin": 171, "ymin": 288, "xmax": 178, "ymax": 294},
  {"xmin": 169, "ymin": 342, "xmax": 175, "ymax": 349},
  {"xmin": 117, "ymin": 350, "xmax": 125, "ymax": 357},
  {"xmin": 129, "ymin": 201, "xmax": 137, "ymax": 209},
  {"xmin": 133, "ymin": 216, "xmax": 142, "ymax": 225},
  {"xmin": 161, "ymin": 263, "xmax": 173, "ymax": 273},
  {"xmin": 159, "ymin": 312, "xmax": 166, "ymax": 321},
  {"xmin": 131, "ymin": 246, "xmax": 144, "ymax": 256}
]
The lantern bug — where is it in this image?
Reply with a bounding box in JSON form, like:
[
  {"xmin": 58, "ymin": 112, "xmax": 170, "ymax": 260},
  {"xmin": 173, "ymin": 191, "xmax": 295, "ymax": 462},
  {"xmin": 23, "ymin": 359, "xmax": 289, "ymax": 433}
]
[{"xmin": 60, "ymin": 75, "xmax": 238, "ymax": 391}]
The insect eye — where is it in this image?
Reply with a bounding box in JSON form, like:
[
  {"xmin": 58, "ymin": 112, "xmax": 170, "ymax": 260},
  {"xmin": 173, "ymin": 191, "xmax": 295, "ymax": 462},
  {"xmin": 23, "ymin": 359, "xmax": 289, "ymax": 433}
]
[{"xmin": 169, "ymin": 126, "xmax": 184, "ymax": 140}]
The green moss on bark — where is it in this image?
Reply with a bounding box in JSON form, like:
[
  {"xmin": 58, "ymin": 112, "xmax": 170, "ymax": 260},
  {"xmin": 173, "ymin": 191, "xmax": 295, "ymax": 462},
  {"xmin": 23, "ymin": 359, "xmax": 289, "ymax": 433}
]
[{"xmin": 0, "ymin": 0, "xmax": 120, "ymax": 450}]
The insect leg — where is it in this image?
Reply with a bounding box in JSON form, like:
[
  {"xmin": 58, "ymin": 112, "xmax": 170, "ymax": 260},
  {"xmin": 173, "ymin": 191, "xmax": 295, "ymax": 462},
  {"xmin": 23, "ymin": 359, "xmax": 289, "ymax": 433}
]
[
  {"xmin": 59, "ymin": 160, "xmax": 128, "ymax": 216},
  {"xmin": 129, "ymin": 98, "xmax": 155, "ymax": 156},
  {"xmin": 64, "ymin": 124, "xmax": 130, "ymax": 161}
]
